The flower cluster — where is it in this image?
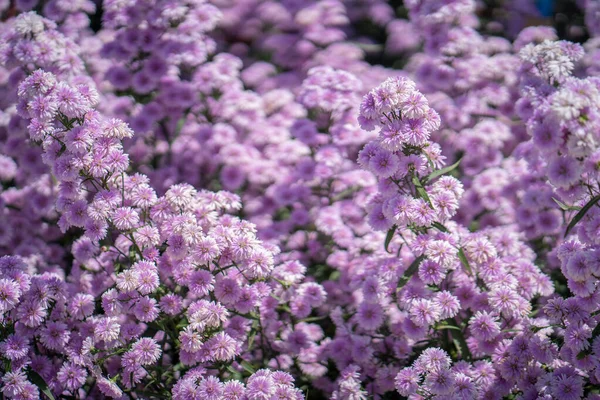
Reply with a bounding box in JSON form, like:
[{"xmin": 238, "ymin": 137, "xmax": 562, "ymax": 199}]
[{"xmin": 1, "ymin": 1, "xmax": 600, "ymax": 400}]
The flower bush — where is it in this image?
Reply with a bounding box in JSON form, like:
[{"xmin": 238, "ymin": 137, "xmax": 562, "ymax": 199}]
[{"xmin": 0, "ymin": 0, "xmax": 600, "ymax": 399}]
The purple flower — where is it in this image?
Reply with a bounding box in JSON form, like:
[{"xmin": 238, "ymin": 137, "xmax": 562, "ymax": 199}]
[
  {"xmin": 356, "ymin": 301, "xmax": 385, "ymax": 330},
  {"xmin": 57, "ymin": 363, "xmax": 87, "ymax": 391},
  {"xmin": 394, "ymin": 367, "xmax": 420, "ymax": 396},
  {"xmin": 0, "ymin": 278, "xmax": 21, "ymax": 312}
]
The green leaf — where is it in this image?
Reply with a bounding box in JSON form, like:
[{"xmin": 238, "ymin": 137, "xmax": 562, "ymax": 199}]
[
  {"xmin": 27, "ymin": 369, "xmax": 55, "ymax": 400},
  {"xmin": 299, "ymin": 315, "xmax": 328, "ymax": 323},
  {"xmin": 457, "ymin": 248, "xmax": 472, "ymax": 276},
  {"xmin": 397, "ymin": 255, "xmax": 426, "ymax": 291},
  {"xmin": 436, "ymin": 324, "xmax": 462, "ymax": 331},
  {"xmin": 412, "ymin": 176, "xmax": 432, "ymax": 206},
  {"xmin": 431, "ymin": 222, "xmax": 448, "ymax": 232},
  {"xmin": 552, "ymin": 197, "xmax": 580, "ymax": 211},
  {"xmin": 384, "ymin": 225, "xmax": 397, "ymax": 253},
  {"xmin": 426, "ymin": 158, "xmax": 462, "ymax": 183},
  {"xmin": 247, "ymin": 331, "xmax": 257, "ymax": 350},
  {"xmin": 565, "ymin": 195, "xmax": 600, "ymax": 238},
  {"xmin": 448, "ymin": 318, "xmax": 472, "ymax": 361},
  {"xmin": 240, "ymin": 361, "xmax": 256, "ymax": 374}
]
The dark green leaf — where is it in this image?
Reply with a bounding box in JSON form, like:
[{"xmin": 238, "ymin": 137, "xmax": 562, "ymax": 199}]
[
  {"xmin": 457, "ymin": 248, "xmax": 472, "ymax": 276},
  {"xmin": 300, "ymin": 315, "xmax": 328, "ymax": 323},
  {"xmin": 431, "ymin": 222, "xmax": 448, "ymax": 232},
  {"xmin": 426, "ymin": 158, "xmax": 462, "ymax": 183},
  {"xmin": 435, "ymin": 324, "xmax": 462, "ymax": 331},
  {"xmin": 27, "ymin": 369, "xmax": 55, "ymax": 400},
  {"xmin": 412, "ymin": 176, "xmax": 432, "ymax": 206},
  {"xmin": 397, "ymin": 255, "xmax": 426, "ymax": 291},
  {"xmin": 448, "ymin": 318, "xmax": 472, "ymax": 361},
  {"xmin": 384, "ymin": 225, "xmax": 397, "ymax": 253},
  {"xmin": 247, "ymin": 331, "xmax": 256, "ymax": 350},
  {"xmin": 565, "ymin": 195, "xmax": 600, "ymax": 238},
  {"xmin": 552, "ymin": 197, "xmax": 580, "ymax": 211},
  {"xmin": 241, "ymin": 361, "xmax": 256, "ymax": 374}
]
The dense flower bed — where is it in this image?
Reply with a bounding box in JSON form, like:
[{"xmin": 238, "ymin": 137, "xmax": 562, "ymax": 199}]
[{"xmin": 0, "ymin": 0, "xmax": 600, "ymax": 399}]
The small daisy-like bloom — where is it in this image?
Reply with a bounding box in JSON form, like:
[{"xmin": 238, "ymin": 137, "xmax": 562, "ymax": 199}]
[
  {"xmin": 551, "ymin": 374, "xmax": 584, "ymax": 400},
  {"xmin": 394, "ymin": 367, "xmax": 420, "ymax": 397},
  {"xmin": 55, "ymin": 82, "xmax": 85, "ymax": 118},
  {"xmin": 1, "ymin": 370, "xmax": 29, "ymax": 398},
  {"xmin": 208, "ymin": 332, "xmax": 239, "ymax": 361},
  {"xmin": 193, "ymin": 236, "xmax": 221, "ymax": 264},
  {"xmin": 286, "ymin": 329, "xmax": 310, "ymax": 354},
  {"xmin": 0, "ymin": 278, "xmax": 21, "ymax": 312},
  {"xmin": 101, "ymin": 289, "xmax": 122, "ymax": 316},
  {"xmin": 136, "ymin": 268, "xmax": 160, "ymax": 295},
  {"xmin": 131, "ymin": 184, "xmax": 158, "ymax": 209},
  {"xmin": 464, "ymin": 236, "xmax": 496, "ymax": 264},
  {"xmin": 0, "ymin": 335, "xmax": 29, "ymax": 360},
  {"xmin": 133, "ymin": 297, "xmax": 159, "ymax": 322},
  {"xmin": 564, "ymin": 251, "xmax": 592, "ymax": 281},
  {"xmin": 68, "ymin": 293, "xmax": 95, "ymax": 320},
  {"xmin": 409, "ymin": 199, "xmax": 436, "ymax": 227},
  {"xmin": 414, "ymin": 348, "xmax": 451, "ymax": 373},
  {"xmin": 103, "ymin": 118, "xmax": 134, "ymax": 139},
  {"xmin": 488, "ymin": 287, "xmax": 522, "ymax": 318},
  {"xmin": 402, "ymin": 118, "xmax": 430, "ymax": 146},
  {"xmin": 298, "ymin": 282, "xmax": 327, "ymax": 307},
  {"xmin": 368, "ymin": 203, "xmax": 394, "ymax": 231},
  {"xmin": 433, "ymin": 291, "xmax": 460, "ymax": 319},
  {"xmin": 425, "ymin": 368, "xmax": 455, "ymax": 395},
  {"xmin": 425, "ymin": 240, "xmax": 458, "ymax": 268},
  {"xmin": 111, "ymin": 207, "xmax": 140, "ymax": 230},
  {"xmin": 402, "ymin": 92, "xmax": 429, "ymax": 119},
  {"xmin": 246, "ymin": 373, "xmax": 275, "ymax": 400},
  {"xmin": 214, "ymin": 278, "xmax": 241, "ymax": 305},
  {"xmin": 244, "ymin": 249, "xmax": 274, "ymax": 279},
  {"xmin": 383, "ymin": 194, "xmax": 412, "ymax": 224},
  {"xmin": 356, "ymin": 301, "xmax": 385, "ymax": 331},
  {"xmin": 379, "ymin": 120, "xmax": 407, "ymax": 151},
  {"xmin": 198, "ymin": 376, "xmax": 223, "ymax": 400},
  {"xmin": 131, "ymin": 337, "xmax": 161, "ymax": 365},
  {"xmin": 39, "ymin": 321, "xmax": 70, "ymax": 351},
  {"xmin": 96, "ymin": 377, "xmax": 123, "ymax": 398},
  {"xmin": 547, "ymin": 155, "xmax": 581, "ymax": 189},
  {"xmin": 431, "ymin": 189, "xmax": 460, "ymax": 220},
  {"xmin": 368, "ymin": 148, "xmax": 400, "ymax": 178},
  {"xmin": 159, "ymin": 294, "xmax": 184, "ymax": 315},
  {"xmin": 28, "ymin": 93, "xmax": 58, "ymax": 121},
  {"xmin": 165, "ymin": 183, "xmax": 197, "ymax": 209},
  {"xmin": 180, "ymin": 327, "xmax": 204, "ymax": 353},
  {"xmin": 222, "ymin": 380, "xmax": 246, "ymax": 400},
  {"xmin": 57, "ymin": 363, "xmax": 87, "ymax": 391},
  {"xmin": 235, "ymin": 287, "xmax": 259, "ymax": 314},
  {"xmin": 116, "ymin": 269, "xmax": 140, "ymax": 292},
  {"xmin": 469, "ymin": 311, "xmax": 501, "ymax": 341},
  {"xmin": 189, "ymin": 270, "xmax": 215, "ymax": 297},
  {"xmin": 94, "ymin": 317, "xmax": 121, "ymax": 343},
  {"xmin": 453, "ymin": 373, "xmax": 476, "ymax": 399},
  {"xmin": 418, "ymin": 259, "xmax": 447, "ymax": 285},
  {"xmin": 409, "ymin": 298, "xmax": 441, "ymax": 327},
  {"xmin": 272, "ymin": 371, "xmax": 294, "ymax": 386},
  {"xmin": 134, "ymin": 225, "xmax": 160, "ymax": 247},
  {"xmin": 564, "ymin": 323, "xmax": 592, "ymax": 353},
  {"xmin": 16, "ymin": 300, "xmax": 46, "ymax": 327}
]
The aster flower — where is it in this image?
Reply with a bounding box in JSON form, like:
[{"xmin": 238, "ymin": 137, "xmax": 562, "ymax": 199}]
[
  {"xmin": 57, "ymin": 363, "xmax": 87, "ymax": 391},
  {"xmin": 394, "ymin": 367, "xmax": 421, "ymax": 396},
  {"xmin": 0, "ymin": 278, "xmax": 21, "ymax": 312},
  {"xmin": 356, "ymin": 301, "xmax": 385, "ymax": 331}
]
